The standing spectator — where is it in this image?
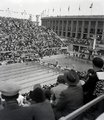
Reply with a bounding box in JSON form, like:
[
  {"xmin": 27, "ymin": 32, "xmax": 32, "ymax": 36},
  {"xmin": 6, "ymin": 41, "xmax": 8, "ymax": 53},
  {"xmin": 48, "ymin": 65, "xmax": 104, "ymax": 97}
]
[{"xmin": 54, "ymin": 70, "xmax": 83, "ymax": 119}]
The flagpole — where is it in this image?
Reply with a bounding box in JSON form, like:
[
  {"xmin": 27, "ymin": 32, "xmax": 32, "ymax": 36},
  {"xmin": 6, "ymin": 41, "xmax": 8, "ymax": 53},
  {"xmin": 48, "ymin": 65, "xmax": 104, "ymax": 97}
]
[
  {"xmin": 91, "ymin": 8, "xmax": 92, "ymax": 15},
  {"xmin": 68, "ymin": 6, "xmax": 70, "ymax": 16},
  {"xmin": 60, "ymin": 8, "xmax": 61, "ymax": 16},
  {"xmin": 78, "ymin": 6, "xmax": 80, "ymax": 16},
  {"xmin": 52, "ymin": 8, "xmax": 54, "ymax": 16}
]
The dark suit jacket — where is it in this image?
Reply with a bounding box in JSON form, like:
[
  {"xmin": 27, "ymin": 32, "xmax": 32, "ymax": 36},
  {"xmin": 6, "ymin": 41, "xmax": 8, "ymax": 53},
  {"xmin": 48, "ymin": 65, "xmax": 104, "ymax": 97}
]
[
  {"xmin": 31, "ymin": 100, "xmax": 55, "ymax": 120},
  {"xmin": 55, "ymin": 85, "xmax": 83, "ymax": 118},
  {"xmin": 83, "ymin": 70, "xmax": 103, "ymax": 103},
  {"xmin": 0, "ymin": 100, "xmax": 33, "ymax": 120}
]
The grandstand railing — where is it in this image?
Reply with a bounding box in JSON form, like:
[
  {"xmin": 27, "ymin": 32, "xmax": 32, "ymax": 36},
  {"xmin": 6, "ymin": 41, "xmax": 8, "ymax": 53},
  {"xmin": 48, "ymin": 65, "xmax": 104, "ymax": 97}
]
[{"xmin": 59, "ymin": 94, "xmax": 104, "ymax": 120}]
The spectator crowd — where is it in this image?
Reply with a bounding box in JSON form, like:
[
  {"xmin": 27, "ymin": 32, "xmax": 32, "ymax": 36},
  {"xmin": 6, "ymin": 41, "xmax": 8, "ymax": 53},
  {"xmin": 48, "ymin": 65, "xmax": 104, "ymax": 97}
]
[{"xmin": 0, "ymin": 16, "xmax": 63, "ymax": 63}]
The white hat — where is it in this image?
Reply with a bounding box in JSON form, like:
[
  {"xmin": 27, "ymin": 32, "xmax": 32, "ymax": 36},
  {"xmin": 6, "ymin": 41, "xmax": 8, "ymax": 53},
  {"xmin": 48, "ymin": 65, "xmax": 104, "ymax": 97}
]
[{"xmin": 0, "ymin": 82, "xmax": 20, "ymax": 96}]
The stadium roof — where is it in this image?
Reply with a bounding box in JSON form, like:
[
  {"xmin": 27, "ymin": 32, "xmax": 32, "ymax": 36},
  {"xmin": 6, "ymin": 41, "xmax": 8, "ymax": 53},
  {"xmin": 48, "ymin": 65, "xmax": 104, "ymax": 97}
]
[{"xmin": 41, "ymin": 15, "xmax": 104, "ymax": 20}]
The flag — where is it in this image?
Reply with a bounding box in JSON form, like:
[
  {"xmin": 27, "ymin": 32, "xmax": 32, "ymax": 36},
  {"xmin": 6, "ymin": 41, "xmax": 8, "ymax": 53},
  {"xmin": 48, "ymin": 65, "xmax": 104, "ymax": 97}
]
[
  {"xmin": 21, "ymin": 12, "xmax": 24, "ymax": 15},
  {"xmin": 90, "ymin": 3, "xmax": 93, "ymax": 8},
  {"xmin": 44, "ymin": 9, "xmax": 46, "ymax": 15},
  {"xmin": 68, "ymin": 6, "xmax": 70, "ymax": 11},
  {"xmin": 47, "ymin": 9, "xmax": 49, "ymax": 16},
  {"xmin": 41, "ymin": 11, "xmax": 44, "ymax": 17},
  {"xmin": 24, "ymin": 10, "xmax": 27, "ymax": 15},
  {"xmin": 7, "ymin": 8, "xmax": 9, "ymax": 11},
  {"xmin": 6, "ymin": 8, "xmax": 10, "ymax": 12},
  {"xmin": 79, "ymin": 5, "xmax": 80, "ymax": 11}
]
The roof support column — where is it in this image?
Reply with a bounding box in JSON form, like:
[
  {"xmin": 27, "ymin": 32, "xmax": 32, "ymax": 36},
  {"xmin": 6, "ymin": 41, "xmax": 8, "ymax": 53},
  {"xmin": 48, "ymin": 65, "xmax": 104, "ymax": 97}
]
[{"xmin": 87, "ymin": 21, "xmax": 91, "ymax": 38}]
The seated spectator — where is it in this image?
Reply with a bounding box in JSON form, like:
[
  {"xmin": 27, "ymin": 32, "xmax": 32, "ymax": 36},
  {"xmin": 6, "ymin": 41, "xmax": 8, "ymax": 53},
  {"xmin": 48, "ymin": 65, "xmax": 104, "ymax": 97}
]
[
  {"xmin": 29, "ymin": 85, "xmax": 55, "ymax": 120},
  {"xmin": 0, "ymin": 82, "xmax": 33, "ymax": 120},
  {"xmin": 83, "ymin": 68, "xmax": 95, "ymax": 104},
  {"xmin": 85, "ymin": 68, "xmax": 95, "ymax": 82},
  {"xmin": 54, "ymin": 70, "xmax": 83, "ymax": 120},
  {"xmin": 51, "ymin": 75, "xmax": 68, "ymax": 105},
  {"xmin": 29, "ymin": 86, "xmax": 45, "ymax": 104},
  {"xmin": 44, "ymin": 88, "xmax": 52, "ymax": 101}
]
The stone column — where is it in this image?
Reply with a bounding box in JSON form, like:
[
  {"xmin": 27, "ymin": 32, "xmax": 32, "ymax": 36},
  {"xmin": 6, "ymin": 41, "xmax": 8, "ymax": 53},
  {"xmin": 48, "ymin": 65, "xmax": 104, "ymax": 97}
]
[
  {"xmin": 61, "ymin": 20, "xmax": 64, "ymax": 37},
  {"xmin": 87, "ymin": 21, "xmax": 91, "ymax": 38},
  {"xmin": 65, "ymin": 20, "xmax": 68, "ymax": 38},
  {"xmin": 51, "ymin": 20, "xmax": 53, "ymax": 30},
  {"xmin": 54, "ymin": 20, "xmax": 56, "ymax": 32},
  {"xmin": 95, "ymin": 21, "xmax": 98, "ymax": 37},
  {"xmin": 57, "ymin": 20, "xmax": 60, "ymax": 36},
  {"xmin": 102, "ymin": 22, "xmax": 104, "ymax": 43},
  {"xmin": 70, "ymin": 20, "xmax": 73, "ymax": 37},
  {"xmin": 81, "ymin": 21, "xmax": 84, "ymax": 39},
  {"xmin": 75, "ymin": 20, "xmax": 78, "ymax": 38}
]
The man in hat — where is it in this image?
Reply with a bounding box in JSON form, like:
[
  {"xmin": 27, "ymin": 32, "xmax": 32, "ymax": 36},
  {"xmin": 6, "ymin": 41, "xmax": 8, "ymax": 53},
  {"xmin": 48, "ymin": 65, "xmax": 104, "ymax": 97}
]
[
  {"xmin": 54, "ymin": 70, "xmax": 83, "ymax": 119},
  {"xmin": 0, "ymin": 82, "xmax": 33, "ymax": 120}
]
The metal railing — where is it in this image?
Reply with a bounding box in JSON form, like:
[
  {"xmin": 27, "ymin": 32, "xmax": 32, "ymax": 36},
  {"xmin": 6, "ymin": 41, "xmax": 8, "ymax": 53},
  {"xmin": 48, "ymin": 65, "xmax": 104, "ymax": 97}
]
[{"xmin": 59, "ymin": 94, "xmax": 104, "ymax": 120}]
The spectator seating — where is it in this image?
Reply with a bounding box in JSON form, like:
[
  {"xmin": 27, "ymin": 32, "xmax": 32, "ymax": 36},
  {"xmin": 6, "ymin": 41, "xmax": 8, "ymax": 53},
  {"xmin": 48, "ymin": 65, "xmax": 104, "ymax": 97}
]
[{"xmin": 0, "ymin": 16, "xmax": 63, "ymax": 62}]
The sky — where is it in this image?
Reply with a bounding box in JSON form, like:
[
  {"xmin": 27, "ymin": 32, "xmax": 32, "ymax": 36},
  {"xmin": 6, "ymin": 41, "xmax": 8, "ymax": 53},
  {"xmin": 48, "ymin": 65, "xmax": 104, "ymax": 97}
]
[{"xmin": 0, "ymin": 0, "xmax": 104, "ymax": 22}]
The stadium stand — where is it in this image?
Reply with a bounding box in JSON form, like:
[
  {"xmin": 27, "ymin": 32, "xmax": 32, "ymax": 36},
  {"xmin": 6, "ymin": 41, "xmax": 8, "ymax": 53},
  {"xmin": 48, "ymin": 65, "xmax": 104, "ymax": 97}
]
[{"xmin": 0, "ymin": 17, "xmax": 63, "ymax": 64}]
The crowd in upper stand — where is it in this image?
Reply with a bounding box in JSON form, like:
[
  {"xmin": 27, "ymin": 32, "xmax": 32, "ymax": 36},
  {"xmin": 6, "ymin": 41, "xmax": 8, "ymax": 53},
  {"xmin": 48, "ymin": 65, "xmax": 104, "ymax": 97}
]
[
  {"xmin": 0, "ymin": 17, "xmax": 62, "ymax": 51},
  {"xmin": 0, "ymin": 16, "xmax": 63, "ymax": 62},
  {"xmin": 67, "ymin": 38, "xmax": 91, "ymax": 46}
]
